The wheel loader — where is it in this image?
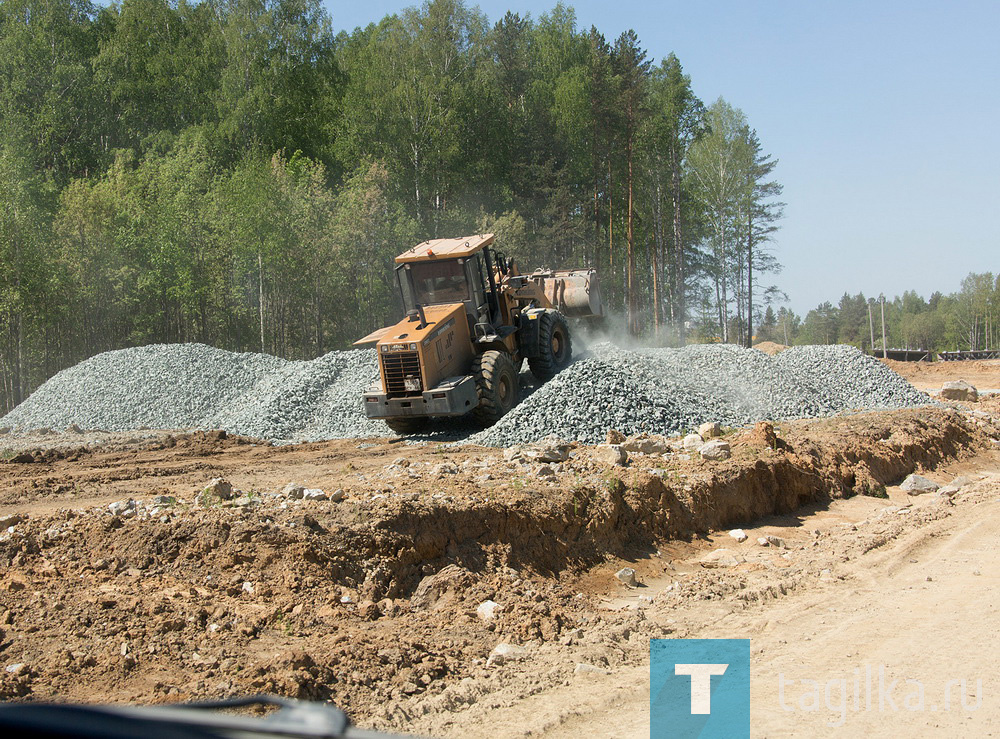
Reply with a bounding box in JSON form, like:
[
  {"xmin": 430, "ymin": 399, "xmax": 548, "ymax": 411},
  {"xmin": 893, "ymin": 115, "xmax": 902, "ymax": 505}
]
[{"xmin": 354, "ymin": 234, "xmax": 603, "ymax": 433}]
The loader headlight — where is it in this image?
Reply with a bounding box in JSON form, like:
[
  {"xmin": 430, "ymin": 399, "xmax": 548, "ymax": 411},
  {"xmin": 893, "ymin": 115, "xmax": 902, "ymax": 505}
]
[
  {"xmin": 380, "ymin": 345, "xmax": 388, "ymax": 352},
  {"xmin": 404, "ymin": 377, "xmax": 422, "ymax": 392},
  {"xmin": 409, "ymin": 343, "xmax": 417, "ymax": 350}
]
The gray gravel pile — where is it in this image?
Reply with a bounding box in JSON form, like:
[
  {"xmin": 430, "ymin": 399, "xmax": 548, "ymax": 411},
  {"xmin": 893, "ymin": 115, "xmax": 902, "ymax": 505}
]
[
  {"xmin": 470, "ymin": 343, "xmax": 933, "ymax": 446},
  {"xmin": 0, "ymin": 343, "xmax": 381, "ymax": 442},
  {"xmin": 1, "ymin": 341, "xmax": 932, "ymax": 445},
  {"xmin": 772, "ymin": 345, "xmax": 932, "ymax": 410}
]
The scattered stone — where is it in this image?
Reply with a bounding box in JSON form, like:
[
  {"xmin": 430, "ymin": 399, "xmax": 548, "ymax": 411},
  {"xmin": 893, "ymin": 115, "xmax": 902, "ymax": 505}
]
[
  {"xmin": 5, "ymin": 663, "xmax": 27, "ymax": 676},
  {"xmin": 536, "ymin": 465, "xmax": 556, "ymax": 479},
  {"xmin": 410, "ymin": 565, "xmax": 471, "ymax": 609},
  {"xmin": 622, "ymin": 435, "xmax": 670, "ymax": 454},
  {"xmin": 594, "ymin": 444, "xmax": 628, "ymax": 466},
  {"xmin": 606, "ymin": 429, "xmax": 626, "ymax": 445},
  {"xmin": 559, "ymin": 628, "xmax": 583, "ymax": 645},
  {"xmin": 900, "ymin": 474, "xmax": 939, "ymax": 495},
  {"xmin": 615, "ymin": 567, "xmax": 638, "ymax": 587},
  {"xmin": 241, "ymin": 581, "xmax": 254, "ymax": 594},
  {"xmin": 487, "ymin": 643, "xmax": 526, "ymax": 667},
  {"xmin": 150, "ymin": 495, "xmax": 177, "ymax": 507},
  {"xmin": 574, "ymin": 663, "xmax": 610, "ymax": 677},
  {"xmin": 281, "ymin": 483, "xmax": 306, "ymax": 499},
  {"xmin": 936, "ymin": 485, "xmax": 960, "ymax": 497},
  {"xmin": 197, "ymin": 478, "xmax": 234, "ymax": 505},
  {"xmin": 476, "ymin": 600, "xmax": 501, "ymax": 621},
  {"xmin": 66, "ymin": 423, "xmax": 83, "ymax": 434},
  {"xmin": 699, "ymin": 439, "xmax": 731, "ymax": 461},
  {"xmin": 757, "ymin": 537, "xmax": 771, "ymax": 546},
  {"xmin": 432, "ymin": 462, "xmax": 458, "ymax": 475},
  {"xmin": 700, "ymin": 549, "xmax": 744, "ymax": 568},
  {"xmin": 940, "ymin": 380, "xmax": 978, "ymax": 402},
  {"xmin": 302, "ymin": 488, "xmax": 328, "ymax": 501},
  {"xmin": 391, "ymin": 457, "xmax": 409, "ymax": 467},
  {"xmin": 765, "ymin": 535, "xmax": 787, "ymax": 549},
  {"xmin": 698, "ymin": 422, "xmax": 721, "ymax": 439},
  {"xmin": 0, "ymin": 514, "xmax": 24, "ymax": 528},
  {"xmin": 682, "ymin": 433, "xmax": 704, "ymax": 451},
  {"xmin": 108, "ymin": 499, "xmax": 136, "ymax": 516},
  {"xmin": 523, "ymin": 436, "xmax": 571, "ymax": 463},
  {"xmin": 329, "ymin": 489, "xmax": 346, "ymax": 502},
  {"xmin": 728, "ymin": 529, "xmax": 748, "ymax": 543}
]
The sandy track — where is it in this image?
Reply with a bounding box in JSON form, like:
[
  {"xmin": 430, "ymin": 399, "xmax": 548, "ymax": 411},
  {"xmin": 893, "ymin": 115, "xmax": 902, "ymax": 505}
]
[{"xmin": 443, "ymin": 451, "xmax": 1000, "ymax": 738}]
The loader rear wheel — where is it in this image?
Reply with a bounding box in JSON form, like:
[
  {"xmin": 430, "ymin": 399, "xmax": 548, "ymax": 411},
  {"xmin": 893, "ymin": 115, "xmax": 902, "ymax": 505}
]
[
  {"xmin": 384, "ymin": 417, "xmax": 429, "ymax": 435},
  {"xmin": 473, "ymin": 350, "xmax": 519, "ymax": 425},
  {"xmin": 529, "ymin": 311, "xmax": 572, "ymax": 382}
]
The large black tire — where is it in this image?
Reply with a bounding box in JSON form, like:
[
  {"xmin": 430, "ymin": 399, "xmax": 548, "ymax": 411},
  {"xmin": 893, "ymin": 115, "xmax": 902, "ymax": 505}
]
[
  {"xmin": 384, "ymin": 416, "xmax": 429, "ymax": 435},
  {"xmin": 529, "ymin": 311, "xmax": 572, "ymax": 382},
  {"xmin": 473, "ymin": 350, "xmax": 519, "ymax": 425}
]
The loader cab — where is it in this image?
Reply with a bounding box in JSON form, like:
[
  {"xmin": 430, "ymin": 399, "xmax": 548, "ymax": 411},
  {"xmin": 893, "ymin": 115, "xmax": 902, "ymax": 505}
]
[{"xmin": 394, "ymin": 235, "xmax": 503, "ymax": 333}]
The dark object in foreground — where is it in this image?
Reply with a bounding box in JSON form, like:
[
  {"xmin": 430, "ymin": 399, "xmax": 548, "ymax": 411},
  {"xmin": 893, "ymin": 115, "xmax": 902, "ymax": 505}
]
[{"xmin": 0, "ymin": 695, "xmax": 417, "ymax": 739}]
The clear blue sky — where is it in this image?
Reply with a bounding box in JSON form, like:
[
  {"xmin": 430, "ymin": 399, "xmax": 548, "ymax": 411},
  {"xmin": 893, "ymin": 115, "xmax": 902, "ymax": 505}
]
[{"xmin": 324, "ymin": 0, "xmax": 1000, "ymax": 316}]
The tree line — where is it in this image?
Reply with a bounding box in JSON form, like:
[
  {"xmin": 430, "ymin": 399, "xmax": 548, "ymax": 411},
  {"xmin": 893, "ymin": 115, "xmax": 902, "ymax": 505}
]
[
  {"xmin": 757, "ymin": 272, "xmax": 1000, "ymax": 353},
  {"xmin": 0, "ymin": 0, "xmax": 785, "ymax": 413}
]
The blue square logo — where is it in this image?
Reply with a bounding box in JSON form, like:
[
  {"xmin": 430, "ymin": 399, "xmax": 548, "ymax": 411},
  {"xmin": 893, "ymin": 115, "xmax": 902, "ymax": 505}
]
[{"xmin": 650, "ymin": 639, "xmax": 750, "ymax": 738}]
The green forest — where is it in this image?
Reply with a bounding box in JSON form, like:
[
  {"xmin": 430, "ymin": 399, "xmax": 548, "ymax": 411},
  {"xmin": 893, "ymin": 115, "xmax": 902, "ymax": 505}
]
[
  {"xmin": 0, "ymin": 0, "xmax": 791, "ymax": 413},
  {"xmin": 764, "ymin": 273, "xmax": 1000, "ymax": 355},
  {"xmin": 3, "ymin": 0, "xmax": 990, "ymax": 416}
]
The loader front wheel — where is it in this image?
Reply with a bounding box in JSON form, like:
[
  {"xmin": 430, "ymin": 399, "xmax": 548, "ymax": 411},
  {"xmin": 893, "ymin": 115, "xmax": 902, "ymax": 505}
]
[
  {"xmin": 384, "ymin": 417, "xmax": 429, "ymax": 435},
  {"xmin": 529, "ymin": 311, "xmax": 572, "ymax": 382},
  {"xmin": 473, "ymin": 350, "xmax": 519, "ymax": 425}
]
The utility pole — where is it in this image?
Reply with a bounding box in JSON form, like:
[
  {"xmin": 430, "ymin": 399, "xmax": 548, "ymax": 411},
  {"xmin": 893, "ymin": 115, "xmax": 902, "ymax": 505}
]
[
  {"xmin": 878, "ymin": 293, "xmax": 887, "ymax": 359},
  {"xmin": 867, "ymin": 298, "xmax": 876, "ymax": 354}
]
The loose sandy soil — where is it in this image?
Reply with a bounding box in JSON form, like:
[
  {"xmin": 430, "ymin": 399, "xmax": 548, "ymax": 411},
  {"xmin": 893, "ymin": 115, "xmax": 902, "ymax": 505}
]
[
  {"xmin": 884, "ymin": 357, "xmax": 1000, "ymax": 393},
  {"xmin": 1, "ymin": 358, "xmax": 999, "ymax": 737}
]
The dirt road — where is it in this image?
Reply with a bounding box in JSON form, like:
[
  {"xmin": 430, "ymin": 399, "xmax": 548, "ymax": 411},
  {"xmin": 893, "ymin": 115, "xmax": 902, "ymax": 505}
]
[{"xmin": 425, "ymin": 449, "xmax": 1000, "ymax": 738}]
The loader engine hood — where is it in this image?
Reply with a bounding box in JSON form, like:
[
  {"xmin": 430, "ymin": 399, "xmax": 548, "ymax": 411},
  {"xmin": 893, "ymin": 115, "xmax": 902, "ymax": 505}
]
[{"xmin": 372, "ymin": 303, "xmax": 473, "ymax": 396}]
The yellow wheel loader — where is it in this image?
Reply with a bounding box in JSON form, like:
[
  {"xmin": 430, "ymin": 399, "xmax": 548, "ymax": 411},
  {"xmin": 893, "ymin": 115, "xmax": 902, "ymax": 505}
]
[{"xmin": 354, "ymin": 234, "xmax": 603, "ymax": 433}]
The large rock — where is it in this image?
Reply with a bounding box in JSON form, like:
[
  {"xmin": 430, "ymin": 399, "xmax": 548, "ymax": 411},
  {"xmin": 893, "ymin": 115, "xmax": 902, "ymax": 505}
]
[
  {"xmin": 196, "ymin": 478, "xmax": 234, "ymax": 505},
  {"xmin": 699, "ymin": 439, "xmax": 731, "ymax": 461},
  {"xmin": 594, "ymin": 444, "xmax": 628, "ymax": 466},
  {"xmin": 700, "ymin": 549, "xmax": 744, "ymax": 568},
  {"xmin": 410, "ymin": 565, "xmax": 471, "ymax": 609},
  {"xmin": 698, "ymin": 422, "xmax": 722, "ymax": 439},
  {"xmin": 682, "ymin": 433, "xmax": 704, "ymax": 451},
  {"xmin": 622, "ymin": 435, "xmax": 670, "ymax": 454},
  {"xmin": 523, "ymin": 436, "xmax": 572, "ymax": 463},
  {"xmin": 900, "ymin": 474, "xmax": 939, "ymax": 495},
  {"xmin": 940, "ymin": 380, "xmax": 978, "ymax": 402},
  {"xmin": 615, "ymin": 567, "xmax": 638, "ymax": 587}
]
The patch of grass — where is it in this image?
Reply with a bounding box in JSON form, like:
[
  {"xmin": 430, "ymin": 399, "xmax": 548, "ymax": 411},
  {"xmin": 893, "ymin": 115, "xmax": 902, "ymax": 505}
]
[{"xmin": 602, "ymin": 472, "xmax": 625, "ymax": 495}]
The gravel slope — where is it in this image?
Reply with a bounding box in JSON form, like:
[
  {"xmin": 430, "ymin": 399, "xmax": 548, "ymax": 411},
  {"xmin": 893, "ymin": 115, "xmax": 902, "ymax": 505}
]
[{"xmin": 0, "ymin": 342, "xmax": 933, "ymax": 444}]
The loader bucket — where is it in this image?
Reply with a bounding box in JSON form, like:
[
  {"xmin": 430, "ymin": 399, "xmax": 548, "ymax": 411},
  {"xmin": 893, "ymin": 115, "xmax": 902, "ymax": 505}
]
[{"xmin": 541, "ymin": 269, "xmax": 603, "ymax": 318}]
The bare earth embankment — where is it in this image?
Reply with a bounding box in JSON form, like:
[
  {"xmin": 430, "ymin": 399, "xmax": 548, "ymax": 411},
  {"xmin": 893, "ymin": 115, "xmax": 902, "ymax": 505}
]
[{"xmin": 0, "ymin": 356, "xmax": 998, "ymax": 736}]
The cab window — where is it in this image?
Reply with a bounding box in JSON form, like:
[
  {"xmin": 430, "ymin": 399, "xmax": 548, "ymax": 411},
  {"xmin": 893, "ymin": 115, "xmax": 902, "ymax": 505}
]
[{"xmin": 409, "ymin": 259, "xmax": 470, "ymax": 305}]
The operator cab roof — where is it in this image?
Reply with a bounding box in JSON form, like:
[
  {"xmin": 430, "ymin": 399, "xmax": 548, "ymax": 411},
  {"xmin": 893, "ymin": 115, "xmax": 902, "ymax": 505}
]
[{"xmin": 395, "ymin": 234, "xmax": 494, "ymax": 264}]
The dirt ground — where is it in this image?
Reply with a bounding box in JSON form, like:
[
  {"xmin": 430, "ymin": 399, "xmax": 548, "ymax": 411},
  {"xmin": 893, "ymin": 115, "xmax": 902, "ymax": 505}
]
[
  {"xmin": 1, "ymin": 359, "xmax": 1000, "ymax": 737},
  {"xmin": 883, "ymin": 357, "xmax": 1000, "ymax": 393}
]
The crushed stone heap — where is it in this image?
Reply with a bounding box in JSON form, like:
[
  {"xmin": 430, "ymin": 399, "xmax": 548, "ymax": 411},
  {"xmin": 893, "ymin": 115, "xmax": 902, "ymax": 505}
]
[{"xmin": 1, "ymin": 342, "xmax": 932, "ymax": 445}]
